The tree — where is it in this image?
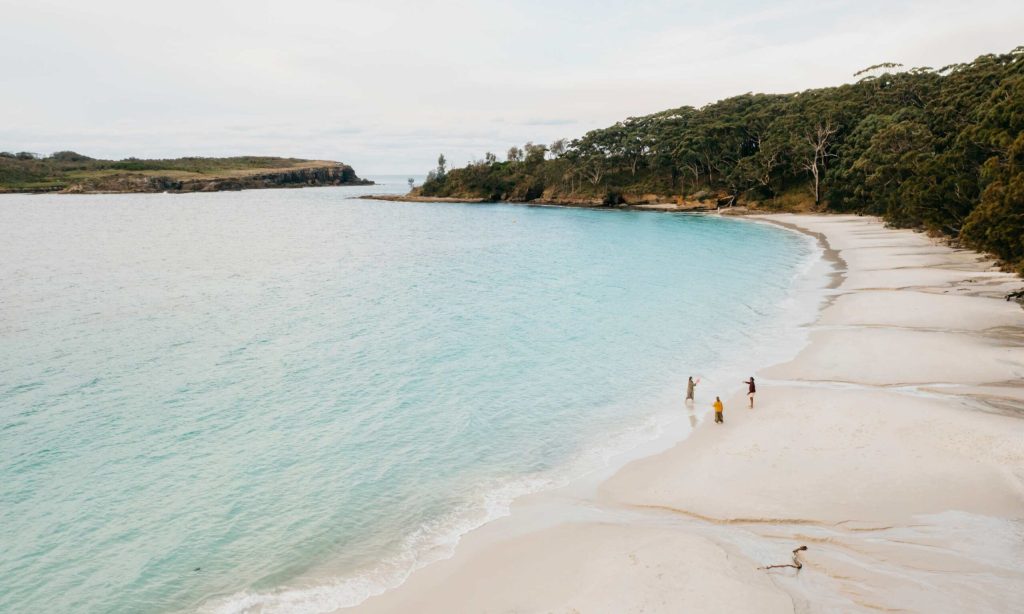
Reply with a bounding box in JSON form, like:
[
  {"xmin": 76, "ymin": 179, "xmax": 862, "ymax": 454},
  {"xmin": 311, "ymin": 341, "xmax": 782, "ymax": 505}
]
[
  {"xmin": 798, "ymin": 118, "xmax": 839, "ymax": 206},
  {"xmin": 617, "ymin": 119, "xmax": 654, "ymax": 176},
  {"xmin": 549, "ymin": 139, "xmax": 567, "ymax": 157},
  {"xmin": 852, "ymin": 118, "xmax": 935, "ymax": 225},
  {"xmin": 408, "ymin": 45, "xmax": 1024, "ymax": 267},
  {"xmin": 484, "ymin": 151, "xmax": 497, "ymax": 164},
  {"xmin": 524, "ymin": 142, "xmax": 547, "ymax": 165},
  {"xmin": 436, "ymin": 154, "xmax": 447, "ymax": 178},
  {"xmin": 49, "ymin": 151, "xmax": 92, "ymax": 162},
  {"xmin": 733, "ymin": 141, "xmax": 782, "ymax": 199},
  {"xmin": 961, "ymin": 73, "xmax": 1024, "ymax": 268}
]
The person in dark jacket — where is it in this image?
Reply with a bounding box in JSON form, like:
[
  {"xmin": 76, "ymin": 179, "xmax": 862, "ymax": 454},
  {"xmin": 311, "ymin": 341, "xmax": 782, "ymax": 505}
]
[{"xmin": 744, "ymin": 377, "xmax": 756, "ymax": 408}]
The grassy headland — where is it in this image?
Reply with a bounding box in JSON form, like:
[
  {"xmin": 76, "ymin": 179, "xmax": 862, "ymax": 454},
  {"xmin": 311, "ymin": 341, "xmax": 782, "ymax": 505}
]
[
  {"xmin": 417, "ymin": 46, "xmax": 1024, "ymax": 272},
  {"xmin": 0, "ymin": 153, "xmax": 371, "ymax": 193}
]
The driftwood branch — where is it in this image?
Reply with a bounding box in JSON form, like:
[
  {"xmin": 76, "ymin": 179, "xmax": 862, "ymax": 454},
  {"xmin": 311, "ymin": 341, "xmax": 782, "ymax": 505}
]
[{"xmin": 760, "ymin": 545, "xmax": 808, "ymax": 571}]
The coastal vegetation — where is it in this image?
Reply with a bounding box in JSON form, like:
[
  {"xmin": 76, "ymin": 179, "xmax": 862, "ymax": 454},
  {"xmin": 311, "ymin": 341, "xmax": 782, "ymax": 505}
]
[
  {"xmin": 0, "ymin": 153, "xmax": 369, "ymax": 193},
  {"xmin": 420, "ymin": 46, "xmax": 1024, "ymax": 271}
]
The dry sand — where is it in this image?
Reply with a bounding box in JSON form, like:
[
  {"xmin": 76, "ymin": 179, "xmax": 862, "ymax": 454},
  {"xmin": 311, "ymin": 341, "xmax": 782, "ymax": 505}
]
[{"xmin": 349, "ymin": 214, "xmax": 1024, "ymax": 613}]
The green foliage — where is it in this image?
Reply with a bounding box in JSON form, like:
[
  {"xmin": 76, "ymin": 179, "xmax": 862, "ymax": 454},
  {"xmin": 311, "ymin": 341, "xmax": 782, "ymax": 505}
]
[
  {"xmin": 961, "ymin": 74, "xmax": 1024, "ymax": 270},
  {"xmin": 49, "ymin": 151, "xmax": 93, "ymax": 162},
  {"xmin": 0, "ymin": 154, "xmax": 320, "ymax": 191},
  {"xmin": 427, "ymin": 46, "xmax": 1024, "ymax": 269},
  {"xmin": 104, "ymin": 156, "xmax": 306, "ymax": 173}
]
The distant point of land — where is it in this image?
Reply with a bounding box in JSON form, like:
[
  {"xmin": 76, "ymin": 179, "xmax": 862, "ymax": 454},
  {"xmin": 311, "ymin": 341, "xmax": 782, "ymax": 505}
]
[{"xmin": 0, "ymin": 152, "xmax": 372, "ymax": 194}]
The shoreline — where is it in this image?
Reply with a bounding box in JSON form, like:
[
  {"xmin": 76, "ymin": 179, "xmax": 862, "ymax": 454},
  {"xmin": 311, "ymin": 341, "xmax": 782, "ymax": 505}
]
[
  {"xmin": 0, "ymin": 180, "xmax": 375, "ymax": 195},
  {"xmin": 347, "ymin": 213, "xmax": 1024, "ymax": 613},
  {"xmin": 199, "ymin": 210, "xmax": 828, "ymax": 614},
  {"xmin": 358, "ymin": 193, "xmax": 719, "ymax": 212},
  {"xmin": 0, "ymin": 162, "xmax": 373, "ymax": 195}
]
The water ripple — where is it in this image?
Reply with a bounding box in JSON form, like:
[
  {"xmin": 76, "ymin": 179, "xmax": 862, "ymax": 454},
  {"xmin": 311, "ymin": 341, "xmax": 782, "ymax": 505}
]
[{"xmin": 0, "ymin": 184, "xmax": 817, "ymax": 613}]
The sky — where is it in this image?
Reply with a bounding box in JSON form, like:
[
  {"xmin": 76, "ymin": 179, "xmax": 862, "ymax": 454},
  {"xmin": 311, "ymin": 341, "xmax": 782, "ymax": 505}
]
[{"xmin": 1, "ymin": 0, "xmax": 1022, "ymax": 175}]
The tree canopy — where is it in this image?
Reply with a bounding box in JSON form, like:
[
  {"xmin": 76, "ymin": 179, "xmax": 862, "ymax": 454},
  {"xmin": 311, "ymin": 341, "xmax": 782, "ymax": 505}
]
[{"xmin": 420, "ymin": 46, "xmax": 1024, "ymax": 271}]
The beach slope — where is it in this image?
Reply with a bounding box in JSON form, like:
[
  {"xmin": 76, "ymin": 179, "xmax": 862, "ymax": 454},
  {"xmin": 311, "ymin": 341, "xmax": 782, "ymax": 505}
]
[{"xmin": 353, "ymin": 214, "xmax": 1024, "ymax": 613}]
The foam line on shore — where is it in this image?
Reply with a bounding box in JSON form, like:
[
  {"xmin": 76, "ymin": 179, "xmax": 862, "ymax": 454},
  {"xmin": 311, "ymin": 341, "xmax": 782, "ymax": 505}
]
[
  {"xmin": 198, "ymin": 212, "xmax": 830, "ymax": 614},
  {"xmin": 350, "ymin": 214, "xmax": 1024, "ymax": 614}
]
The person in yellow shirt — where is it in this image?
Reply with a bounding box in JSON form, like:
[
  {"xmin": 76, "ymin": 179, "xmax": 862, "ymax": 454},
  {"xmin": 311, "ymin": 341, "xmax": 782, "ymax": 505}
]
[{"xmin": 713, "ymin": 396, "xmax": 724, "ymax": 423}]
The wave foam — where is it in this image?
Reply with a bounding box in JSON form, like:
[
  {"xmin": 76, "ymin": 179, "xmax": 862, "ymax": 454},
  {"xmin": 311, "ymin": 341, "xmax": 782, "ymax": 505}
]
[{"xmin": 197, "ymin": 220, "xmax": 830, "ymax": 614}]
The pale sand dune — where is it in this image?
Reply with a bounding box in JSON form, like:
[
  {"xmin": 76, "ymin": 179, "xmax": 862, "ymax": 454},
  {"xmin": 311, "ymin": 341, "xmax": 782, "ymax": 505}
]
[{"xmin": 351, "ymin": 214, "xmax": 1024, "ymax": 613}]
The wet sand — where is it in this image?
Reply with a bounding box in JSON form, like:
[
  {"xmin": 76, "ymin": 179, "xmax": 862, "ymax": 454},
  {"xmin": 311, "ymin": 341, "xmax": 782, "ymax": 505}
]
[{"xmin": 349, "ymin": 214, "xmax": 1024, "ymax": 613}]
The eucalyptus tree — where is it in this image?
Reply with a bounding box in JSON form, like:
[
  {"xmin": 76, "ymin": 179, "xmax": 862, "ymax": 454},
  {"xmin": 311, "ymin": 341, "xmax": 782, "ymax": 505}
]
[
  {"xmin": 524, "ymin": 142, "xmax": 548, "ymax": 165},
  {"xmin": 961, "ymin": 71, "xmax": 1024, "ymax": 268},
  {"xmin": 421, "ymin": 45, "xmax": 1024, "ymax": 268},
  {"xmin": 549, "ymin": 138, "xmax": 568, "ymax": 158}
]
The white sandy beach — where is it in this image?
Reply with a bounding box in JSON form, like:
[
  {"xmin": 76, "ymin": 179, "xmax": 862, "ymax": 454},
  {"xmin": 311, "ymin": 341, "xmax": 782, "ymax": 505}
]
[{"xmin": 350, "ymin": 214, "xmax": 1024, "ymax": 613}]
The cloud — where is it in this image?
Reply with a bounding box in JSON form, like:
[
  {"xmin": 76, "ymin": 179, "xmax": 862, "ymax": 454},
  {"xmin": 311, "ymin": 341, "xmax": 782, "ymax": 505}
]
[{"xmin": 2, "ymin": 0, "xmax": 1022, "ymax": 173}]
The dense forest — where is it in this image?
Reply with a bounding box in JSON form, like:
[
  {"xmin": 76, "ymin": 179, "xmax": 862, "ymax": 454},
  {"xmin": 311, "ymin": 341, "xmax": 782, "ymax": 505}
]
[{"xmin": 420, "ymin": 47, "xmax": 1024, "ymax": 272}]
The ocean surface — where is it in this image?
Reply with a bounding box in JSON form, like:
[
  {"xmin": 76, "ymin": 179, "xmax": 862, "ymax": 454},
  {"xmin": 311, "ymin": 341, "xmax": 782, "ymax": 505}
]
[{"xmin": 0, "ymin": 177, "xmax": 820, "ymax": 613}]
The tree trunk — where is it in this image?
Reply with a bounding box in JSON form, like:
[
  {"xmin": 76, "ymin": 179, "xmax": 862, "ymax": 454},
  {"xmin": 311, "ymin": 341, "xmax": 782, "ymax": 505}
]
[
  {"xmin": 811, "ymin": 161, "xmax": 820, "ymax": 205},
  {"xmin": 803, "ymin": 120, "xmax": 837, "ymax": 207}
]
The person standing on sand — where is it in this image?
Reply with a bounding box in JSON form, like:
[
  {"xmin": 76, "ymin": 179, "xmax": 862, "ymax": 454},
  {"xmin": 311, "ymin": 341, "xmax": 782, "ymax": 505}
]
[
  {"xmin": 744, "ymin": 377, "xmax": 756, "ymax": 408},
  {"xmin": 685, "ymin": 376, "xmax": 697, "ymax": 404},
  {"xmin": 713, "ymin": 396, "xmax": 724, "ymax": 423}
]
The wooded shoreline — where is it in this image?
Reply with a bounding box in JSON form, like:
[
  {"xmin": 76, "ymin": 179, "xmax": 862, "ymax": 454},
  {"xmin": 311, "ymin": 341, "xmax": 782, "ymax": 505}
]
[
  {"xmin": 358, "ymin": 193, "xmax": 721, "ymax": 212},
  {"xmin": 414, "ymin": 46, "xmax": 1024, "ymax": 273}
]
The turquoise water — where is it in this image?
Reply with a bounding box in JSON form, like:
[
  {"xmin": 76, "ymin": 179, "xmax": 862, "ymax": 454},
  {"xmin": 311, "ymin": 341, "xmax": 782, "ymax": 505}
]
[{"xmin": 0, "ymin": 180, "xmax": 817, "ymax": 613}]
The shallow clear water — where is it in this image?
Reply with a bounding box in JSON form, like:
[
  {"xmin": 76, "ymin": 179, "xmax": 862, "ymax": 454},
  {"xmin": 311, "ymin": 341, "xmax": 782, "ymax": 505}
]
[{"xmin": 0, "ymin": 179, "xmax": 816, "ymax": 613}]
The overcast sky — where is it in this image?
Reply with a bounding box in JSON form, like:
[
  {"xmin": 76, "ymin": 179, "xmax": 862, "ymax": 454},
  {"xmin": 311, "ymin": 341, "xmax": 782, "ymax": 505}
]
[{"xmin": 2, "ymin": 0, "xmax": 1022, "ymax": 175}]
